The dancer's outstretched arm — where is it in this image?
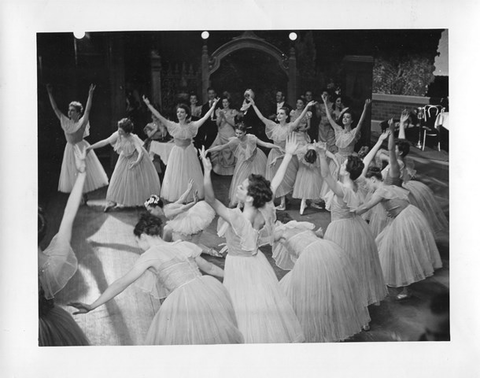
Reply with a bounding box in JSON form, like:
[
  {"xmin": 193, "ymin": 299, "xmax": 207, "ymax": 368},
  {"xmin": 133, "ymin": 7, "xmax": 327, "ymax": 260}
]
[
  {"xmin": 143, "ymin": 96, "xmax": 174, "ymax": 127},
  {"xmin": 250, "ymin": 99, "xmax": 277, "ymax": 127},
  {"xmin": 69, "ymin": 259, "xmax": 153, "ymax": 314},
  {"xmin": 361, "ymin": 130, "xmax": 390, "ymax": 177},
  {"xmin": 270, "ymin": 133, "xmax": 299, "ymax": 197},
  {"xmin": 200, "ymin": 146, "xmax": 231, "ymax": 222},
  {"xmin": 321, "ymin": 93, "xmax": 343, "ymax": 133},
  {"xmin": 353, "ymin": 99, "xmax": 371, "ymax": 139},
  {"xmin": 191, "ymin": 98, "xmax": 220, "ymax": 129},
  {"xmin": 290, "ymin": 101, "xmax": 317, "ymax": 130},
  {"xmin": 57, "ymin": 145, "xmax": 87, "ymax": 243},
  {"xmin": 387, "ymin": 118, "xmax": 401, "ymax": 178},
  {"xmin": 46, "ymin": 84, "xmax": 64, "ymax": 120},
  {"xmin": 398, "ymin": 109, "xmax": 409, "ymax": 140},
  {"xmin": 316, "ymin": 142, "xmax": 344, "ymax": 198},
  {"xmin": 87, "ymin": 132, "xmax": 118, "ymax": 152},
  {"xmin": 195, "ymin": 256, "xmax": 224, "ymax": 278}
]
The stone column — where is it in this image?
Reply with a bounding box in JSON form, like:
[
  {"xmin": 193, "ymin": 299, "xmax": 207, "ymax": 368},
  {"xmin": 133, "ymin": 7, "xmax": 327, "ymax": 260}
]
[
  {"xmin": 150, "ymin": 50, "xmax": 162, "ymax": 109},
  {"xmin": 288, "ymin": 46, "xmax": 297, "ymax": 105},
  {"xmin": 201, "ymin": 43, "xmax": 210, "ymax": 103}
]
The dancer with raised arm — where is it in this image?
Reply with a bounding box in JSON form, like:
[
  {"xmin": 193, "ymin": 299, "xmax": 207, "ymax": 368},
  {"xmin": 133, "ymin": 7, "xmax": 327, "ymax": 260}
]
[
  {"xmin": 206, "ymin": 122, "xmax": 281, "ymax": 207},
  {"xmin": 38, "ymin": 145, "xmax": 90, "ymax": 346},
  {"xmin": 322, "ymin": 93, "xmax": 371, "ymax": 166},
  {"xmin": 353, "ymin": 121, "xmax": 443, "ymax": 300},
  {"xmin": 251, "ymin": 97, "xmax": 317, "ymax": 210},
  {"xmin": 200, "ymin": 134, "xmax": 305, "ymax": 343},
  {"xmin": 87, "ymin": 118, "xmax": 161, "ymax": 212},
  {"xmin": 317, "ymin": 142, "xmax": 387, "ymax": 317},
  {"xmin": 143, "ymin": 96, "xmax": 219, "ymax": 202},
  {"xmin": 46, "ymin": 84, "xmax": 108, "ymax": 203},
  {"xmin": 69, "ymin": 213, "xmax": 243, "ymax": 345}
]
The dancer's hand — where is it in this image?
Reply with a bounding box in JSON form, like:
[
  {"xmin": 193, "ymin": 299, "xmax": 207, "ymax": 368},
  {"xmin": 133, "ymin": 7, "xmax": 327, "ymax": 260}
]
[
  {"xmin": 73, "ymin": 144, "xmax": 87, "ymax": 173},
  {"xmin": 306, "ymin": 100, "xmax": 317, "ymax": 108},
  {"xmin": 198, "ymin": 146, "xmax": 212, "ymax": 173},
  {"xmin": 314, "ymin": 140, "xmax": 327, "ymax": 156},
  {"xmin": 46, "ymin": 83, "xmax": 53, "ymax": 94},
  {"xmin": 88, "ymin": 84, "xmax": 96, "ymax": 95},
  {"xmin": 400, "ymin": 109, "xmax": 410, "ymax": 124},
  {"xmin": 388, "ymin": 118, "xmax": 395, "ymax": 132},
  {"xmin": 378, "ymin": 130, "xmax": 391, "ymax": 141},
  {"xmin": 68, "ymin": 302, "xmax": 93, "ymax": 315},
  {"xmin": 128, "ymin": 162, "xmax": 137, "ymax": 169},
  {"xmin": 142, "ymin": 95, "xmax": 151, "ymax": 106},
  {"xmin": 284, "ymin": 133, "xmax": 299, "ymax": 156},
  {"xmin": 364, "ymin": 99, "xmax": 372, "ymax": 108},
  {"xmin": 186, "ymin": 179, "xmax": 195, "ymax": 195},
  {"xmin": 193, "ymin": 190, "xmax": 199, "ymax": 204},
  {"xmin": 321, "ymin": 93, "xmax": 329, "ymax": 103}
]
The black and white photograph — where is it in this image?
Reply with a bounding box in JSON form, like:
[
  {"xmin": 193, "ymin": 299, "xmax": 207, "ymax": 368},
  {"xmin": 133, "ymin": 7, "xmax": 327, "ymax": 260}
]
[{"xmin": 2, "ymin": 0, "xmax": 479, "ymax": 377}]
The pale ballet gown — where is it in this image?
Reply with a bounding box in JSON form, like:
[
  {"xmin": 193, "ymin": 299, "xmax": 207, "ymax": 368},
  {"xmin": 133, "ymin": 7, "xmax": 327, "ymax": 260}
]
[
  {"xmin": 217, "ymin": 203, "xmax": 305, "ymax": 343},
  {"xmin": 134, "ymin": 242, "xmax": 244, "ymax": 345},
  {"xmin": 273, "ymin": 221, "xmax": 370, "ymax": 342},
  {"xmin": 323, "ymin": 182, "xmax": 387, "ymax": 306},
  {"xmin": 106, "ymin": 133, "xmax": 161, "ymax": 206},
  {"xmin": 227, "ymin": 134, "xmax": 268, "ymax": 207},
  {"xmin": 58, "ymin": 114, "xmax": 108, "ymax": 193},
  {"xmin": 265, "ymin": 122, "xmax": 299, "ymax": 198},
  {"xmin": 161, "ymin": 121, "xmax": 204, "ymax": 202},
  {"xmin": 209, "ymin": 108, "xmax": 238, "ymax": 175},
  {"xmin": 374, "ymin": 185, "xmax": 443, "ymax": 287},
  {"xmin": 334, "ymin": 128, "xmax": 360, "ymax": 166},
  {"xmin": 38, "ymin": 235, "xmax": 89, "ymax": 346},
  {"xmin": 292, "ymin": 146, "xmax": 323, "ymax": 201}
]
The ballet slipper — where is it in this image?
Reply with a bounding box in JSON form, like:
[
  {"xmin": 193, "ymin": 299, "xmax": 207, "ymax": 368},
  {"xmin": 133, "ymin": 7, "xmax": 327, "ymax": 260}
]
[{"xmin": 300, "ymin": 199, "xmax": 307, "ymax": 215}]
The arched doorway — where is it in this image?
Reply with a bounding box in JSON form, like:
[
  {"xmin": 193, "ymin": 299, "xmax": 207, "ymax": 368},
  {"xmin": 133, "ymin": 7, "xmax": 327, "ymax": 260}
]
[{"xmin": 201, "ymin": 32, "xmax": 297, "ymax": 106}]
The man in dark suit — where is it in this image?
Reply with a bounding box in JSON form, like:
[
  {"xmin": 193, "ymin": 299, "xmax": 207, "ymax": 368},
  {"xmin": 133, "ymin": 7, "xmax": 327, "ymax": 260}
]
[
  {"xmin": 305, "ymin": 90, "xmax": 319, "ymax": 141},
  {"xmin": 268, "ymin": 90, "xmax": 292, "ymax": 121},
  {"xmin": 195, "ymin": 87, "xmax": 218, "ymax": 149},
  {"xmin": 239, "ymin": 89, "xmax": 268, "ymax": 146}
]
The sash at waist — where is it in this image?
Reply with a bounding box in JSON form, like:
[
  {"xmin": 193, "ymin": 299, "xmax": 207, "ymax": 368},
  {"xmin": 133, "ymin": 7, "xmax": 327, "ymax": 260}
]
[{"xmin": 174, "ymin": 138, "xmax": 192, "ymax": 148}]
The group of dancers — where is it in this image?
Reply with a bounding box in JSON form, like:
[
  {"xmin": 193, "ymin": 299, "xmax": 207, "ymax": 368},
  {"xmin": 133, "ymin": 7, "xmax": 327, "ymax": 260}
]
[{"xmin": 38, "ymin": 83, "xmax": 448, "ymax": 345}]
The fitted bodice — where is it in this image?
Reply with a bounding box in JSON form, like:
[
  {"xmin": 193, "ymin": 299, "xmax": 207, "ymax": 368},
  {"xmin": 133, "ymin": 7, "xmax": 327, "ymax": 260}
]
[
  {"xmin": 231, "ymin": 134, "xmax": 258, "ymax": 161},
  {"xmin": 265, "ymin": 122, "xmax": 295, "ymax": 145},
  {"xmin": 326, "ymin": 182, "xmax": 361, "ymax": 221},
  {"xmin": 165, "ymin": 121, "xmax": 198, "ymax": 141},
  {"xmin": 335, "ymin": 129, "xmax": 358, "ymax": 156},
  {"xmin": 375, "ymin": 185, "xmax": 411, "ymax": 218},
  {"xmin": 61, "ymin": 114, "xmax": 90, "ymax": 144},
  {"xmin": 155, "ymin": 256, "xmax": 202, "ymax": 292},
  {"xmin": 113, "ymin": 134, "xmax": 140, "ymax": 158}
]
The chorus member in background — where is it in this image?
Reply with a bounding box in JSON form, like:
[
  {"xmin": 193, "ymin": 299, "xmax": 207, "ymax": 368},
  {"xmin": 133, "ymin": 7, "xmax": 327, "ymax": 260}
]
[
  {"xmin": 208, "ymin": 96, "xmax": 239, "ymax": 175},
  {"xmin": 290, "ymin": 97, "xmax": 312, "ymax": 144},
  {"xmin": 87, "ymin": 118, "xmax": 160, "ymax": 212},
  {"xmin": 195, "ymin": 87, "xmax": 219, "ymax": 149},
  {"xmin": 251, "ymin": 98, "xmax": 316, "ymax": 210},
  {"xmin": 143, "ymin": 95, "xmax": 219, "ymax": 202},
  {"xmin": 69, "ymin": 213, "xmax": 243, "ymax": 345},
  {"xmin": 206, "ymin": 122, "xmax": 281, "ymax": 207},
  {"xmin": 39, "ymin": 145, "xmax": 90, "ymax": 346},
  {"xmin": 46, "ymin": 83, "xmax": 108, "ymax": 203},
  {"xmin": 189, "ymin": 93, "xmax": 202, "ymax": 121},
  {"xmin": 143, "ymin": 113, "xmax": 171, "ymax": 183},
  {"xmin": 317, "ymin": 88, "xmax": 337, "ymax": 154},
  {"xmin": 200, "ymin": 134, "xmax": 305, "ymax": 344},
  {"xmin": 322, "ymin": 93, "xmax": 371, "ymax": 166},
  {"xmin": 331, "ymin": 94, "xmax": 349, "ymax": 122}
]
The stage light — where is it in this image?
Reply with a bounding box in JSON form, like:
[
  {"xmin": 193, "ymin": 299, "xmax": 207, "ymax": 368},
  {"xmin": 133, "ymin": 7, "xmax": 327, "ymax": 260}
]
[
  {"xmin": 74, "ymin": 30, "xmax": 86, "ymax": 39},
  {"xmin": 289, "ymin": 32, "xmax": 297, "ymax": 41},
  {"xmin": 201, "ymin": 31, "xmax": 210, "ymax": 40}
]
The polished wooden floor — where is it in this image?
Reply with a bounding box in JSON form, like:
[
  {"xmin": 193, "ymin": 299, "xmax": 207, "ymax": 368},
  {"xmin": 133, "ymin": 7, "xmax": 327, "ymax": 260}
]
[{"xmin": 40, "ymin": 140, "xmax": 450, "ymax": 345}]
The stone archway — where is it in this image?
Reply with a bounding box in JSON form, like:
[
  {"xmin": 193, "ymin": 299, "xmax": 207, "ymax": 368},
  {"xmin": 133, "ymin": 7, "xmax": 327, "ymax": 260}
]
[{"xmin": 201, "ymin": 31, "xmax": 297, "ymax": 103}]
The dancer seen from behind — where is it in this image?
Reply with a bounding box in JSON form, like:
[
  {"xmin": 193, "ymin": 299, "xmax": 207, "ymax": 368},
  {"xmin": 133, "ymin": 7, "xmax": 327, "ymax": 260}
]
[
  {"xmin": 86, "ymin": 118, "xmax": 161, "ymax": 212},
  {"xmin": 39, "ymin": 145, "xmax": 90, "ymax": 346},
  {"xmin": 143, "ymin": 95, "xmax": 219, "ymax": 202},
  {"xmin": 144, "ymin": 179, "xmax": 222, "ymax": 257},
  {"xmin": 251, "ymin": 97, "xmax": 317, "ymax": 210},
  {"xmin": 206, "ymin": 122, "xmax": 281, "ymax": 208},
  {"xmin": 69, "ymin": 212, "xmax": 243, "ymax": 345},
  {"xmin": 317, "ymin": 142, "xmax": 387, "ymax": 318},
  {"xmin": 354, "ymin": 119, "xmax": 442, "ymax": 300},
  {"xmin": 46, "ymin": 84, "xmax": 108, "ymax": 203},
  {"xmin": 272, "ymin": 218, "xmax": 370, "ymax": 342},
  {"xmin": 200, "ymin": 134, "xmax": 305, "ymax": 343}
]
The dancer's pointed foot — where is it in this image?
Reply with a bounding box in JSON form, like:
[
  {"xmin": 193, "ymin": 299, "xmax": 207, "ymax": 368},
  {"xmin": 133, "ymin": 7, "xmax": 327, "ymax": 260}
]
[
  {"xmin": 104, "ymin": 202, "xmax": 116, "ymax": 212},
  {"xmin": 300, "ymin": 199, "xmax": 307, "ymax": 215}
]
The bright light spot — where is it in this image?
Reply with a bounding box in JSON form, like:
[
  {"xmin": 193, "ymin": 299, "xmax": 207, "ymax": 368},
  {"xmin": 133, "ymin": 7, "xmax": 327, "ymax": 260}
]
[
  {"xmin": 74, "ymin": 30, "xmax": 86, "ymax": 39},
  {"xmin": 201, "ymin": 31, "xmax": 209, "ymax": 40},
  {"xmin": 289, "ymin": 32, "xmax": 297, "ymax": 41}
]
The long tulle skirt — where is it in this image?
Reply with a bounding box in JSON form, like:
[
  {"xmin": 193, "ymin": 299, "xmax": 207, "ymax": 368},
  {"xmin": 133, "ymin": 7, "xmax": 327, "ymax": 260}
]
[
  {"xmin": 210, "ymin": 129, "xmax": 236, "ymax": 175},
  {"xmin": 376, "ymin": 205, "xmax": 443, "ymax": 287},
  {"xmin": 324, "ymin": 216, "xmax": 387, "ymax": 306},
  {"xmin": 161, "ymin": 144, "xmax": 204, "ymax": 202},
  {"xmin": 280, "ymin": 241, "xmax": 370, "ymax": 342},
  {"xmin": 107, "ymin": 149, "xmax": 161, "ymax": 206},
  {"xmin": 58, "ymin": 140, "xmax": 108, "ymax": 193},
  {"xmin": 39, "ymin": 306, "xmax": 90, "ymax": 346},
  {"xmin": 265, "ymin": 149, "xmax": 299, "ymax": 198},
  {"xmin": 403, "ymin": 180, "xmax": 449, "ymax": 235},
  {"xmin": 145, "ymin": 276, "xmax": 244, "ymax": 345},
  {"xmin": 292, "ymin": 165, "xmax": 323, "ymax": 200},
  {"xmin": 224, "ymin": 252, "xmax": 305, "ymax": 343},
  {"xmin": 228, "ymin": 150, "xmax": 267, "ymax": 207},
  {"xmin": 368, "ymin": 203, "xmax": 390, "ymax": 238}
]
